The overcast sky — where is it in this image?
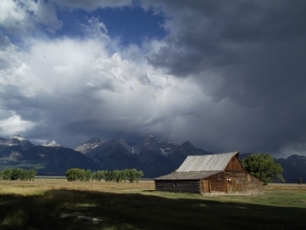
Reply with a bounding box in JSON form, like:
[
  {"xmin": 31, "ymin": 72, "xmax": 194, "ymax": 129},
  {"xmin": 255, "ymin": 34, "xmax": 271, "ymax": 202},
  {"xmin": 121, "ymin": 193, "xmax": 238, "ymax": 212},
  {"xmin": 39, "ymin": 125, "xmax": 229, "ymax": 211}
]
[{"xmin": 0, "ymin": 0, "xmax": 305, "ymax": 158}]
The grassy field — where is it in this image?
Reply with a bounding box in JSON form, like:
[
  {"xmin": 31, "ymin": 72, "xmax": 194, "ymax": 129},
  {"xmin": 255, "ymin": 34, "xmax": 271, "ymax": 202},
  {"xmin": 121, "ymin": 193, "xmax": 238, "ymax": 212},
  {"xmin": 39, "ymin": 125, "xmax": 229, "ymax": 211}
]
[{"xmin": 0, "ymin": 179, "xmax": 305, "ymax": 230}]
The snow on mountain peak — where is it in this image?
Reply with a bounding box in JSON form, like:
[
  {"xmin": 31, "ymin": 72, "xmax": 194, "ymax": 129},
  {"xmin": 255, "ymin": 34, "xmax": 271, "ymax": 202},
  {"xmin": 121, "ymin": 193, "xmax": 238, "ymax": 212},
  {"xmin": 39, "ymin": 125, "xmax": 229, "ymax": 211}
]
[
  {"xmin": 75, "ymin": 138, "xmax": 104, "ymax": 154},
  {"xmin": 10, "ymin": 134, "xmax": 26, "ymax": 141},
  {"xmin": 42, "ymin": 140, "xmax": 62, "ymax": 147}
]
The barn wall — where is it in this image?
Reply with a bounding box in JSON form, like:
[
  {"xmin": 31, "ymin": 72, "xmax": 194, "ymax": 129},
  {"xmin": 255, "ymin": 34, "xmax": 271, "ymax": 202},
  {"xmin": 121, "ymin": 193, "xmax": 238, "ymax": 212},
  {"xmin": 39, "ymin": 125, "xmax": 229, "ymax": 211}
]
[
  {"xmin": 224, "ymin": 157, "xmax": 263, "ymax": 194},
  {"xmin": 224, "ymin": 172, "xmax": 263, "ymax": 194},
  {"xmin": 225, "ymin": 156, "xmax": 244, "ymax": 172},
  {"xmin": 155, "ymin": 180, "xmax": 200, "ymax": 194},
  {"xmin": 224, "ymin": 172, "xmax": 246, "ymax": 193},
  {"xmin": 207, "ymin": 172, "xmax": 225, "ymax": 193},
  {"xmin": 245, "ymin": 173, "xmax": 264, "ymax": 194},
  {"xmin": 155, "ymin": 174, "xmax": 263, "ymax": 195},
  {"xmin": 224, "ymin": 172, "xmax": 245, "ymax": 178}
]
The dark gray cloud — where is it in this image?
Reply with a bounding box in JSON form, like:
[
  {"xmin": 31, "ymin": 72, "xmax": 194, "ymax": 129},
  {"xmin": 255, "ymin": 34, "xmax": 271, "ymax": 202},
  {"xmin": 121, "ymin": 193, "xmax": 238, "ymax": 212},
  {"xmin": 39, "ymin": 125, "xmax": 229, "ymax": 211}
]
[
  {"xmin": 147, "ymin": 0, "xmax": 306, "ymax": 75},
  {"xmin": 144, "ymin": 0, "xmax": 306, "ymax": 155}
]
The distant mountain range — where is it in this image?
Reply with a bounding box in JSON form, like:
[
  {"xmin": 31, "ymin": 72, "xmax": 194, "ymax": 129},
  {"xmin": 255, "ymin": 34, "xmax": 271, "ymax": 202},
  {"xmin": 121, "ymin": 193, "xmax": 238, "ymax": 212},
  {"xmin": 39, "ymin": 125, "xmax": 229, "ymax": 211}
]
[
  {"xmin": 74, "ymin": 134, "xmax": 209, "ymax": 178},
  {"xmin": 0, "ymin": 135, "xmax": 100, "ymax": 175},
  {"xmin": 275, "ymin": 156, "xmax": 306, "ymax": 183},
  {"xmin": 0, "ymin": 134, "xmax": 305, "ymax": 181}
]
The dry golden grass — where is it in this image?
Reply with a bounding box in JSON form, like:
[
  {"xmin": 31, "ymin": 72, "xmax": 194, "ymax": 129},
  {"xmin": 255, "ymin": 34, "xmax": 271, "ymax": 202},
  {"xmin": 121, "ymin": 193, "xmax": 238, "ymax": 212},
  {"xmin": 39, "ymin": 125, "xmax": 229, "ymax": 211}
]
[
  {"xmin": 264, "ymin": 183, "xmax": 306, "ymax": 192},
  {"xmin": 0, "ymin": 178, "xmax": 155, "ymax": 196}
]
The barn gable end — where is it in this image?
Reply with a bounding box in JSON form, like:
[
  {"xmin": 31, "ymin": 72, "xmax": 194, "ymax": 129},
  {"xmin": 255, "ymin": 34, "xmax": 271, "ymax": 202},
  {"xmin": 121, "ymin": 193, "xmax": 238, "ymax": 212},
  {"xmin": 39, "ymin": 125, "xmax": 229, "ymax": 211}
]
[{"xmin": 155, "ymin": 151, "xmax": 263, "ymax": 195}]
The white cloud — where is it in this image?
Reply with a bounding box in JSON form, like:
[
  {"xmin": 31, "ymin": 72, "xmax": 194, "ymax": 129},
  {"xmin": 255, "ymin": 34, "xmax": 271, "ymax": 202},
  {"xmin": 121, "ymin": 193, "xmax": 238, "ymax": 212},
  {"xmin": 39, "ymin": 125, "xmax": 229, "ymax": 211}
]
[
  {"xmin": 30, "ymin": 0, "xmax": 62, "ymax": 33},
  {"xmin": 0, "ymin": 0, "xmax": 62, "ymax": 37},
  {"xmin": 0, "ymin": 0, "xmax": 25, "ymax": 23},
  {"xmin": 0, "ymin": 31, "xmax": 213, "ymax": 147},
  {"xmin": 0, "ymin": 111, "xmax": 35, "ymax": 137},
  {"xmin": 80, "ymin": 17, "xmax": 110, "ymax": 41},
  {"xmin": 0, "ymin": 0, "xmax": 28, "ymax": 35}
]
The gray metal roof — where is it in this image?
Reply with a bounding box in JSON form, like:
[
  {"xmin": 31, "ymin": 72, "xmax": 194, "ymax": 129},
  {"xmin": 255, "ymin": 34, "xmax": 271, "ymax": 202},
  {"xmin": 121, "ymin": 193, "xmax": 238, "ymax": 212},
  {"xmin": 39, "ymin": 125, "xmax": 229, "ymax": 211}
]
[
  {"xmin": 176, "ymin": 152, "xmax": 239, "ymax": 172},
  {"xmin": 155, "ymin": 171, "xmax": 223, "ymax": 180}
]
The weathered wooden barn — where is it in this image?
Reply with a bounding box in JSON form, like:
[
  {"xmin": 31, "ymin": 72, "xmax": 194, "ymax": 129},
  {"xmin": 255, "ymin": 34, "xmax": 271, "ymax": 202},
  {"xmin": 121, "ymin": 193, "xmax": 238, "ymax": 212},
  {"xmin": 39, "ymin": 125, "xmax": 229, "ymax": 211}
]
[{"xmin": 155, "ymin": 152, "xmax": 263, "ymax": 195}]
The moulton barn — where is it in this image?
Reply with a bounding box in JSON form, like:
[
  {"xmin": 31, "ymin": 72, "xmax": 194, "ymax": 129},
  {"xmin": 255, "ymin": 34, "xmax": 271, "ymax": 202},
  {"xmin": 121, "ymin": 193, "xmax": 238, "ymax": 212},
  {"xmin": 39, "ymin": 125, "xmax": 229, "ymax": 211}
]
[{"xmin": 155, "ymin": 152, "xmax": 263, "ymax": 195}]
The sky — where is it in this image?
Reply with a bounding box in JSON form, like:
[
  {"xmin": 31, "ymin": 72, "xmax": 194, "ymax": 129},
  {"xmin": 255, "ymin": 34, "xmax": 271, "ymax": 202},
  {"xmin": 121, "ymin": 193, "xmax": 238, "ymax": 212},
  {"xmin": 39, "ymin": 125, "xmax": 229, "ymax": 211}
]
[{"xmin": 0, "ymin": 0, "xmax": 306, "ymax": 158}]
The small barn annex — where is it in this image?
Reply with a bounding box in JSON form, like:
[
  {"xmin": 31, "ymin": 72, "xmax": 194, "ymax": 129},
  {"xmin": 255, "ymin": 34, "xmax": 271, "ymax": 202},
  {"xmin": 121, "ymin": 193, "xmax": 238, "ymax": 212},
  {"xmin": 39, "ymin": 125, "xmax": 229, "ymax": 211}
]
[{"xmin": 155, "ymin": 152, "xmax": 263, "ymax": 195}]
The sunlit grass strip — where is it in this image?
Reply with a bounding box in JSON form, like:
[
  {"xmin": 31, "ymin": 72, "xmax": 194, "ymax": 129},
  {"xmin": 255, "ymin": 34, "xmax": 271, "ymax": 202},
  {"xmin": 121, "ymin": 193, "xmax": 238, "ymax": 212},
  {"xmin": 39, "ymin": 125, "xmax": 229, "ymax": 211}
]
[{"xmin": 0, "ymin": 179, "xmax": 155, "ymax": 194}]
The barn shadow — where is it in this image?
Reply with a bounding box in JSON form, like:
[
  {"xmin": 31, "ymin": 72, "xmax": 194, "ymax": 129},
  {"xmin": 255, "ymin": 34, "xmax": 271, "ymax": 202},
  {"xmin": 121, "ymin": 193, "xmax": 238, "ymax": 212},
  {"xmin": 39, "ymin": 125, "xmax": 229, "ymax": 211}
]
[{"xmin": 0, "ymin": 189, "xmax": 305, "ymax": 230}]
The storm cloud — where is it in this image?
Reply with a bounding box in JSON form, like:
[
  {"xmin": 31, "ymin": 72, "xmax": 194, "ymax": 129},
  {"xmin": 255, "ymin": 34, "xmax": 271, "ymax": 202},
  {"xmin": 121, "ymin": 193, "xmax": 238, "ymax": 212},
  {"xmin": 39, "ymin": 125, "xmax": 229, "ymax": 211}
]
[
  {"xmin": 144, "ymin": 0, "xmax": 306, "ymax": 156},
  {"xmin": 0, "ymin": 0, "xmax": 305, "ymax": 157}
]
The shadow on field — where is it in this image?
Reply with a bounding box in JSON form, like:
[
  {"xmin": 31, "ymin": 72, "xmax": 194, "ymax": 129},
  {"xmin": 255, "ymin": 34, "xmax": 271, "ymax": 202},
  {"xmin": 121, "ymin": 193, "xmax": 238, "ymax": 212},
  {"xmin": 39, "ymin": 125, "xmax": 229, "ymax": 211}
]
[{"xmin": 0, "ymin": 189, "xmax": 305, "ymax": 230}]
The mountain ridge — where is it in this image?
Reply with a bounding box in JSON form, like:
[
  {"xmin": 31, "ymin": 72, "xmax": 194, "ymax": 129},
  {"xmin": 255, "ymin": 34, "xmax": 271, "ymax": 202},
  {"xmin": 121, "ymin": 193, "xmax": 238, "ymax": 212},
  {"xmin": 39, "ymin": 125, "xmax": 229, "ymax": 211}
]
[
  {"xmin": 0, "ymin": 135, "xmax": 100, "ymax": 175},
  {"xmin": 73, "ymin": 134, "xmax": 209, "ymax": 177}
]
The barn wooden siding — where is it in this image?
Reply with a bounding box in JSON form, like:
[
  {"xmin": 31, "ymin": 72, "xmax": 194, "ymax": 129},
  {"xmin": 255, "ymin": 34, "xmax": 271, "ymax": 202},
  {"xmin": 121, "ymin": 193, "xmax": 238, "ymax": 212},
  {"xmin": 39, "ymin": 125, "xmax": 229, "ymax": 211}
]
[
  {"xmin": 225, "ymin": 156, "xmax": 244, "ymax": 172},
  {"xmin": 204, "ymin": 172, "xmax": 255, "ymax": 194},
  {"xmin": 155, "ymin": 175, "xmax": 263, "ymax": 194},
  {"xmin": 155, "ymin": 180, "xmax": 200, "ymax": 194},
  {"xmin": 206, "ymin": 172, "xmax": 225, "ymax": 193},
  {"xmin": 245, "ymin": 173, "xmax": 264, "ymax": 194}
]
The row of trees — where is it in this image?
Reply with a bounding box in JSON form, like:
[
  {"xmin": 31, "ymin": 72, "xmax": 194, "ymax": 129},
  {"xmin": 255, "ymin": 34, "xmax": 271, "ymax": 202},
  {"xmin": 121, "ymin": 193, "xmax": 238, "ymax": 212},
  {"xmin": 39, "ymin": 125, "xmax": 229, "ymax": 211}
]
[
  {"xmin": 0, "ymin": 168, "xmax": 37, "ymax": 180},
  {"xmin": 66, "ymin": 168, "xmax": 143, "ymax": 183}
]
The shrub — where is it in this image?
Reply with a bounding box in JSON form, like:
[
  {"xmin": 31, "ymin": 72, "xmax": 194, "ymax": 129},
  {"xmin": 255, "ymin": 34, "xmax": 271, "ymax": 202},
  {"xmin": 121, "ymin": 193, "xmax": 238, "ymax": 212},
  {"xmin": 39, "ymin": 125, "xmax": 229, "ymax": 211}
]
[{"xmin": 66, "ymin": 168, "xmax": 86, "ymax": 181}]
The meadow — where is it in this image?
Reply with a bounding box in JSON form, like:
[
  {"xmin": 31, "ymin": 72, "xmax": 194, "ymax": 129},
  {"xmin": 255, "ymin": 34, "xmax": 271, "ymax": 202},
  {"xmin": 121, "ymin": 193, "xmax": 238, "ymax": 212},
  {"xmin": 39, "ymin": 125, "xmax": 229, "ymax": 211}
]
[{"xmin": 0, "ymin": 179, "xmax": 305, "ymax": 230}]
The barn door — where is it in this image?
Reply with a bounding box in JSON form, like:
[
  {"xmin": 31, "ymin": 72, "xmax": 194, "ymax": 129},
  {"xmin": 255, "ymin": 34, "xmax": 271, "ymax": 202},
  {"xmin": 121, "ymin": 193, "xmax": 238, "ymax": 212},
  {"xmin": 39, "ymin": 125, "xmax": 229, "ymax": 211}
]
[
  {"xmin": 240, "ymin": 179, "xmax": 246, "ymax": 193},
  {"xmin": 226, "ymin": 178, "xmax": 232, "ymax": 193},
  {"xmin": 226, "ymin": 178, "xmax": 246, "ymax": 193},
  {"xmin": 232, "ymin": 179, "xmax": 238, "ymax": 193},
  {"xmin": 200, "ymin": 180, "xmax": 210, "ymax": 194}
]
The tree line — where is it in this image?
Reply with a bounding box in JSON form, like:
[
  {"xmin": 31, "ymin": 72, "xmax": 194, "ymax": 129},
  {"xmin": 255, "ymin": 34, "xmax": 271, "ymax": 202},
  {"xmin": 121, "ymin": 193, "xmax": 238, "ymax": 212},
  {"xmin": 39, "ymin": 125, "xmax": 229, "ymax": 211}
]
[
  {"xmin": 0, "ymin": 168, "xmax": 37, "ymax": 180},
  {"xmin": 66, "ymin": 168, "xmax": 143, "ymax": 183}
]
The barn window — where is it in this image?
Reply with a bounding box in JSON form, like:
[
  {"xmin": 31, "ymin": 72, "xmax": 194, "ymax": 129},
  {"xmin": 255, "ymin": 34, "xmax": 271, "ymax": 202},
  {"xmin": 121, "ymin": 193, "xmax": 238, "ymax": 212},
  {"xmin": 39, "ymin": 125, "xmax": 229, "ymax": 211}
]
[
  {"xmin": 217, "ymin": 173, "xmax": 221, "ymax": 180},
  {"xmin": 173, "ymin": 183, "xmax": 178, "ymax": 187}
]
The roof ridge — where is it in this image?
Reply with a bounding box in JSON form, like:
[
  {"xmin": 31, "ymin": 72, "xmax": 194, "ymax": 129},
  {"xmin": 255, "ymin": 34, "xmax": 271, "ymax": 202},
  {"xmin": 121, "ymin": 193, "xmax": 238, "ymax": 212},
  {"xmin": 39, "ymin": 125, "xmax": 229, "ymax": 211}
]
[{"xmin": 177, "ymin": 151, "xmax": 239, "ymax": 172}]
